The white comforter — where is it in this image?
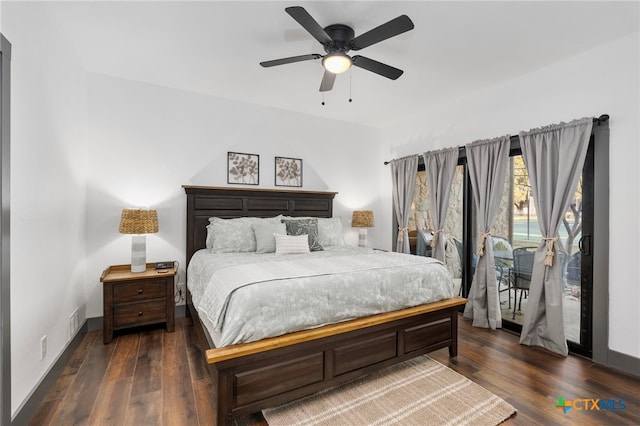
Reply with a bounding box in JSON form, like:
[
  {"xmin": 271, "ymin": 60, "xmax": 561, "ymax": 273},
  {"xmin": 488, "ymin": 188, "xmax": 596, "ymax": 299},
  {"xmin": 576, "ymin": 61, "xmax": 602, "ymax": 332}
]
[{"xmin": 187, "ymin": 246, "xmax": 455, "ymax": 347}]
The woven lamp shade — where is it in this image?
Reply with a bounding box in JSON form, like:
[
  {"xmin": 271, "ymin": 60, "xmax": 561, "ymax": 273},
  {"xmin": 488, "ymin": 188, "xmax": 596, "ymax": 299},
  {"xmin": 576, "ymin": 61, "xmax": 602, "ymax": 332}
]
[
  {"xmin": 119, "ymin": 209, "xmax": 159, "ymax": 234},
  {"xmin": 351, "ymin": 210, "xmax": 374, "ymax": 228}
]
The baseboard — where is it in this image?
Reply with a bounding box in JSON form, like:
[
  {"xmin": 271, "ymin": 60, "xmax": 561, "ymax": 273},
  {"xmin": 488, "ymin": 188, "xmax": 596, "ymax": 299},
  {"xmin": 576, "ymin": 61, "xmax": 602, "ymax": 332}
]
[
  {"xmin": 175, "ymin": 304, "xmax": 186, "ymax": 319},
  {"xmin": 12, "ymin": 321, "xmax": 89, "ymax": 425},
  {"xmin": 86, "ymin": 316, "xmax": 102, "ymax": 332},
  {"xmin": 608, "ymin": 349, "xmax": 640, "ymax": 378}
]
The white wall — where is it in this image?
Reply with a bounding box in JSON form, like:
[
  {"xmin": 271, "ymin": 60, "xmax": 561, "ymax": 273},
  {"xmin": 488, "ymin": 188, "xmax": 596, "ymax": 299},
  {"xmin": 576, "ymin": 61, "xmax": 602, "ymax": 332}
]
[
  {"xmin": 3, "ymin": 3, "xmax": 88, "ymax": 417},
  {"xmin": 84, "ymin": 74, "xmax": 388, "ymax": 318},
  {"xmin": 383, "ymin": 33, "xmax": 640, "ymax": 361}
]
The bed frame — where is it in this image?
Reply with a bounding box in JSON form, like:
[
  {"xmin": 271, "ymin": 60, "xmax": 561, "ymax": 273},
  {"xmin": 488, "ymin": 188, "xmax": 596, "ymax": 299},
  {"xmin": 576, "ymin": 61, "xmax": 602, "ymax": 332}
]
[{"xmin": 183, "ymin": 185, "xmax": 467, "ymax": 425}]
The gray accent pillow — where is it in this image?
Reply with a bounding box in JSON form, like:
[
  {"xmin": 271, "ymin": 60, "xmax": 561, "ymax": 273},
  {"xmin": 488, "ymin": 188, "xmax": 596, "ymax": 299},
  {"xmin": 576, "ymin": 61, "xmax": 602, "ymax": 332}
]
[
  {"xmin": 281, "ymin": 218, "xmax": 324, "ymax": 251},
  {"xmin": 252, "ymin": 222, "xmax": 287, "ymax": 253}
]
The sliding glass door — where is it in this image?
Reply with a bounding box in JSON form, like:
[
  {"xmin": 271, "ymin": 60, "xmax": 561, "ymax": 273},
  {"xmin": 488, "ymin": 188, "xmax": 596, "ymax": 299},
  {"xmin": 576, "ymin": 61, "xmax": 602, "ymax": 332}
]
[
  {"xmin": 483, "ymin": 140, "xmax": 594, "ymax": 356},
  {"xmin": 568, "ymin": 135, "xmax": 594, "ymax": 356},
  {"xmin": 405, "ymin": 128, "xmax": 600, "ymax": 357}
]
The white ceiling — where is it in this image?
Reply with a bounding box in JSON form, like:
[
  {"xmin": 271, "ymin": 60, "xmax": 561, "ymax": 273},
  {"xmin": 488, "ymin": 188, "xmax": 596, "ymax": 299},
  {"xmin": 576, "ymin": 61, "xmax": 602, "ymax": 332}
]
[{"xmin": 45, "ymin": 1, "xmax": 639, "ymax": 128}]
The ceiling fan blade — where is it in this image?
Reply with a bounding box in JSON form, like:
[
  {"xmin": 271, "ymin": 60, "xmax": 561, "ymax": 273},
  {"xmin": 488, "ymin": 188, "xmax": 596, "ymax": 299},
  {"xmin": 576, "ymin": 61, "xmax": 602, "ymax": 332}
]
[
  {"xmin": 352, "ymin": 55, "xmax": 403, "ymax": 80},
  {"xmin": 260, "ymin": 54, "xmax": 322, "ymax": 68},
  {"xmin": 285, "ymin": 6, "xmax": 333, "ymax": 45},
  {"xmin": 350, "ymin": 15, "xmax": 414, "ymax": 51},
  {"xmin": 319, "ymin": 70, "xmax": 336, "ymax": 92}
]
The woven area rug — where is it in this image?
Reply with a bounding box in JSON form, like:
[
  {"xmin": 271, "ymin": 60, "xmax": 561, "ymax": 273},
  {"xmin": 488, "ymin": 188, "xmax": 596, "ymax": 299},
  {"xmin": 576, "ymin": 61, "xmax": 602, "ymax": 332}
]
[{"xmin": 262, "ymin": 355, "xmax": 516, "ymax": 426}]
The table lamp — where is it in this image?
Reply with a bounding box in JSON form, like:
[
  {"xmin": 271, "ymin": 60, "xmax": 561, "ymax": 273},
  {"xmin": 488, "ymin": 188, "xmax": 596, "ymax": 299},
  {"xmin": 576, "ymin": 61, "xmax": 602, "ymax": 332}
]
[
  {"xmin": 119, "ymin": 208, "xmax": 158, "ymax": 273},
  {"xmin": 351, "ymin": 210, "xmax": 374, "ymax": 248}
]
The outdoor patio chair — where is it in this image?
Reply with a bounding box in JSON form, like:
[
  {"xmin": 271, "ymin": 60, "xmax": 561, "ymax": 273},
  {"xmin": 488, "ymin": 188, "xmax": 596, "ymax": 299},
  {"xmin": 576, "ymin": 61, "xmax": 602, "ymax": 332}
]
[
  {"xmin": 512, "ymin": 247, "xmax": 536, "ymax": 319},
  {"xmin": 511, "ymin": 246, "xmax": 568, "ymax": 319},
  {"xmin": 492, "ymin": 236, "xmax": 513, "ymax": 308},
  {"xmin": 454, "ymin": 237, "xmax": 510, "ymax": 303}
]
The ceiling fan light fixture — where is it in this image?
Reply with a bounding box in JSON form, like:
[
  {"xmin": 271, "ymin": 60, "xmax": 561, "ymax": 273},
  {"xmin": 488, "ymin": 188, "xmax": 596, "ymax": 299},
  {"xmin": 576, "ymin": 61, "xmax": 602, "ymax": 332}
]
[{"xmin": 322, "ymin": 53, "xmax": 352, "ymax": 74}]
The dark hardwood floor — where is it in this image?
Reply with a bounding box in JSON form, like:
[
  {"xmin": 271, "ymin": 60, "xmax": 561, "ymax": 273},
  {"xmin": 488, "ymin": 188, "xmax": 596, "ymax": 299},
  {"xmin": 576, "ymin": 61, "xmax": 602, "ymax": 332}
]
[{"xmin": 28, "ymin": 315, "xmax": 640, "ymax": 426}]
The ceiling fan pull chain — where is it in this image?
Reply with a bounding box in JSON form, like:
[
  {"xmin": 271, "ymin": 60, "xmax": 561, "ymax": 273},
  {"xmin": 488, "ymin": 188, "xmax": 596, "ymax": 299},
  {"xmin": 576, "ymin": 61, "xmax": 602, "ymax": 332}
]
[
  {"xmin": 321, "ymin": 93, "xmax": 325, "ymax": 106},
  {"xmin": 349, "ymin": 71, "xmax": 353, "ymax": 103}
]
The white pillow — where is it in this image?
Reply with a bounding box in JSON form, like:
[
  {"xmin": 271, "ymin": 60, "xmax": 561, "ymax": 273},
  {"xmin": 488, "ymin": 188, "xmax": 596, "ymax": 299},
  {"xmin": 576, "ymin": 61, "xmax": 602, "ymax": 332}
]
[
  {"xmin": 206, "ymin": 216, "xmax": 282, "ymax": 252},
  {"xmin": 317, "ymin": 217, "xmax": 346, "ymax": 247},
  {"xmin": 274, "ymin": 233, "xmax": 310, "ymax": 255},
  {"xmin": 253, "ymin": 222, "xmax": 287, "ymax": 253}
]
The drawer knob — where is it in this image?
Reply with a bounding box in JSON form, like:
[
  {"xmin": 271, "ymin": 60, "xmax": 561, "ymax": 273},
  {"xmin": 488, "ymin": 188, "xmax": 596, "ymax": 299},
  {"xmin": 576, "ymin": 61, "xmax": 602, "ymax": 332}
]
[
  {"xmin": 137, "ymin": 289, "xmax": 143, "ymax": 294},
  {"xmin": 138, "ymin": 311, "xmax": 143, "ymax": 316}
]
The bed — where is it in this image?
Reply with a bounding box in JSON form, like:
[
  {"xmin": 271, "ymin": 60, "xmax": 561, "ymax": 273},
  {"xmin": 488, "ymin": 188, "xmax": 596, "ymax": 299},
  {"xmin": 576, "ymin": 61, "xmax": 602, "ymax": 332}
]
[{"xmin": 183, "ymin": 185, "xmax": 467, "ymax": 425}]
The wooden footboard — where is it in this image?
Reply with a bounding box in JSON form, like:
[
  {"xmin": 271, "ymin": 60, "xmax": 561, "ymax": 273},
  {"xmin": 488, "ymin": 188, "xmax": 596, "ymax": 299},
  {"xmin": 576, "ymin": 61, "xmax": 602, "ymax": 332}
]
[{"xmin": 188, "ymin": 293, "xmax": 467, "ymax": 425}]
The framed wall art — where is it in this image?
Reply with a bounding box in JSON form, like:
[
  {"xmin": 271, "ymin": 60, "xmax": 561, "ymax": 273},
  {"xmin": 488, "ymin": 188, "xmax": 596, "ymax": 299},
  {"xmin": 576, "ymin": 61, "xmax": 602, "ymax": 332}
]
[
  {"xmin": 275, "ymin": 156, "xmax": 303, "ymax": 187},
  {"xmin": 227, "ymin": 152, "xmax": 259, "ymax": 185}
]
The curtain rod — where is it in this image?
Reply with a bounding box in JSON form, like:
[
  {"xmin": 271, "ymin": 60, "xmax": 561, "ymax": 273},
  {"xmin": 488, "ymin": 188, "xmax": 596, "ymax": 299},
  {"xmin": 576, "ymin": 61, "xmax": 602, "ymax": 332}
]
[{"xmin": 383, "ymin": 114, "xmax": 609, "ymax": 165}]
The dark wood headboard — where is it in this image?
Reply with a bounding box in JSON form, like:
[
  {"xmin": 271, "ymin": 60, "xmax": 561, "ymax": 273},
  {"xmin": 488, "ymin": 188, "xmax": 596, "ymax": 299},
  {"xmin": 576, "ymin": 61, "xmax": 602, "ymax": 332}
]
[{"xmin": 183, "ymin": 185, "xmax": 338, "ymax": 264}]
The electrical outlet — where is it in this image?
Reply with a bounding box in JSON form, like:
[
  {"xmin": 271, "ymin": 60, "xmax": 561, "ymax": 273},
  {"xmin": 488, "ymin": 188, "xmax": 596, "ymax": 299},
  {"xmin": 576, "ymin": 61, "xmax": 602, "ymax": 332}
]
[
  {"xmin": 40, "ymin": 335, "xmax": 47, "ymax": 360},
  {"xmin": 69, "ymin": 309, "xmax": 79, "ymax": 338}
]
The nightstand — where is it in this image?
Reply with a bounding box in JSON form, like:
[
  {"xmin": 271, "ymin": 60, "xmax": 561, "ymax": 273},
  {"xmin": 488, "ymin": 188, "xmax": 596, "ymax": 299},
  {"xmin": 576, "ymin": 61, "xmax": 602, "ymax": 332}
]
[{"xmin": 100, "ymin": 263, "xmax": 176, "ymax": 344}]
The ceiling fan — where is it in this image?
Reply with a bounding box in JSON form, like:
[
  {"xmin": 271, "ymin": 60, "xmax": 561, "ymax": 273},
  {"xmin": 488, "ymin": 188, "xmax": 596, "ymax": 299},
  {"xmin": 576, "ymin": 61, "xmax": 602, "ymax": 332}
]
[{"xmin": 260, "ymin": 6, "xmax": 414, "ymax": 92}]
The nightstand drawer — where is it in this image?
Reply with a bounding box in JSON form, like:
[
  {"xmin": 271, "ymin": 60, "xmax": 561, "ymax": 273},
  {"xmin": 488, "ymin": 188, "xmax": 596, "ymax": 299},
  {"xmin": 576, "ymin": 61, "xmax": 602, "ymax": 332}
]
[
  {"xmin": 114, "ymin": 300, "xmax": 167, "ymax": 328},
  {"xmin": 113, "ymin": 280, "xmax": 166, "ymax": 303}
]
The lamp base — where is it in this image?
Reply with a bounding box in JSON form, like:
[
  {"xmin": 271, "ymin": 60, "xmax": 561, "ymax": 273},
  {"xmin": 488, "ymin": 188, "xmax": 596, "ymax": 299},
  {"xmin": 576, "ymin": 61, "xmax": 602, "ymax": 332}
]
[
  {"xmin": 131, "ymin": 235, "xmax": 146, "ymax": 273},
  {"xmin": 358, "ymin": 228, "xmax": 368, "ymax": 248}
]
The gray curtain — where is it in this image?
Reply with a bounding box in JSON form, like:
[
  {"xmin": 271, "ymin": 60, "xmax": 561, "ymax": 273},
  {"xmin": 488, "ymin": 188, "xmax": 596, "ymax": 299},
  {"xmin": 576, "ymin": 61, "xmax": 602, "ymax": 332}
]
[
  {"xmin": 518, "ymin": 117, "xmax": 593, "ymax": 356},
  {"xmin": 390, "ymin": 156, "xmax": 418, "ymax": 253},
  {"xmin": 423, "ymin": 147, "xmax": 459, "ymax": 262},
  {"xmin": 463, "ymin": 136, "xmax": 510, "ymax": 329}
]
